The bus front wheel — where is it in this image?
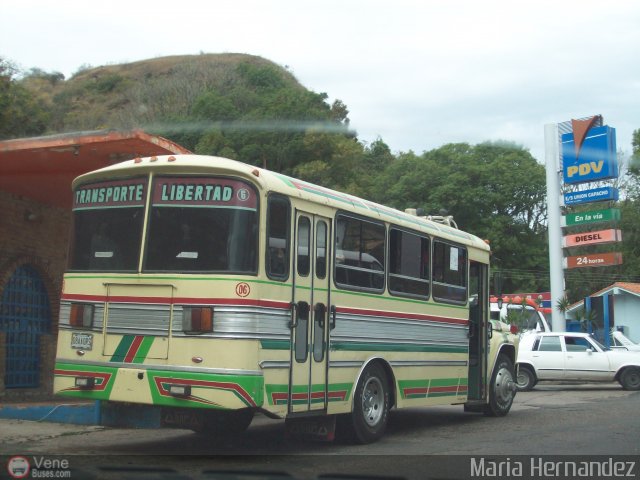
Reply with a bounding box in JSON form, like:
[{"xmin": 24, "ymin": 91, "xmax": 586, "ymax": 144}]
[
  {"xmin": 340, "ymin": 362, "xmax": 390, "ymax": 444},
  {"xmin": 484, "ymin": 354, "xmax": 516, "ymax": 417}
]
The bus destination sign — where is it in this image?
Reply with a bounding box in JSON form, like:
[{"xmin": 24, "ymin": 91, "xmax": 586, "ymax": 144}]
[
  {"xmin": 152, "ymin": 177, "xmax": 257, "ymax": 210},
  {"xmin": 73, "ymin": 179, "xmax": 147, "ymax": 210}
]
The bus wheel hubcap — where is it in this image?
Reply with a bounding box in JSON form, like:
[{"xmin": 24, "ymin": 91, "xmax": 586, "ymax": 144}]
[
  {"xmin": 495, "ymin": 367, "xmax": 515, "ymax": 403},
  {"xmin": 362, "ymin": 376, "xmax": 384, "ymax": 427}
]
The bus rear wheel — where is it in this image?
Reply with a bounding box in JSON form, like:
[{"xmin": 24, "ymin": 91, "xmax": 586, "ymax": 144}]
[
  {"xmin": 484, "ymin": 354, "xmax": 516, "ymax": 417},
  {"xmin": 340, "ymin": 363, "xmax": 390, "ymax": 444}
]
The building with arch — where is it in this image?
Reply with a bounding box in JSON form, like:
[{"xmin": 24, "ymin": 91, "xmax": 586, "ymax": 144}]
[{"xmin": 0, "ymin": 130, "xmax": 189, "ymax": 400}]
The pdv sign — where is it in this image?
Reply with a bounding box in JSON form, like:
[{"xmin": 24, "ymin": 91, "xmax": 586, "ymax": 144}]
[{"xmin": 562, "ymin": 122, "xmax": 617, "ymax": 185}]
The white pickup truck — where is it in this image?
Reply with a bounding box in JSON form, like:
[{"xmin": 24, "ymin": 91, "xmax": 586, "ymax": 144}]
[{"xmin": 489, "ymin": 296, "xmax": 550, "ymax": 333}]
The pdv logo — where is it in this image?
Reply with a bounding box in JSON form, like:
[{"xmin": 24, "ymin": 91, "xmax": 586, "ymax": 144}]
[{"xmin": 561, "ymin": 116, "xmax": 618, "ymax": 185}]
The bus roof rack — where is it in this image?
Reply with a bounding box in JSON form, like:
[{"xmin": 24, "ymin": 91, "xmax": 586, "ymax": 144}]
[
  {"xmin": 404, "ymin": 208, "xmax": 459, "ymax": 229},
  {"xmin": 426, "ymin": 215, "xmax": 458, "ymax": 229}
]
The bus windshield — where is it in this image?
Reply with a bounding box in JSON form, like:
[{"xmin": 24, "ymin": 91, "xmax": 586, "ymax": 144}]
[
  {"xmin": 145, "ymin": 206, "xmax": 257, "ymax": 272},
  {"xmin": 69, "ymin": 178, "xmax": 147, "ymax": 272},
  {"xmin": 68, "ymin": 175, "xmax": 259, "ymax": 274},
  {"xmin": 144, "ymin": 176, "xmax": 258, "ymax": 273}
]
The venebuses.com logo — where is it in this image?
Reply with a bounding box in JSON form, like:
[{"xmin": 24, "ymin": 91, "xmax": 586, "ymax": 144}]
[{"xmin": 6, "ymin": 455, "xmax": 71, "ymax": 478}]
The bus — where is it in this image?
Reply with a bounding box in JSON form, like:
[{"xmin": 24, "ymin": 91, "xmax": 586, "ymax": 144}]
[{"xmin": 54, "ymin": 154, "xmax": 518, "ymax": 443}]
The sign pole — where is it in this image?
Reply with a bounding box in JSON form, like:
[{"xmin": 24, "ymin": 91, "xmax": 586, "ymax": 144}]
[{"xmin": 544, "ymin": 123, "xmax": 566, "ymax": 331}]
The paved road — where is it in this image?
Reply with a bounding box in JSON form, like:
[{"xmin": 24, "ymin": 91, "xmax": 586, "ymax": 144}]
[{"xmin": 2, "ymin": 384, "xmax": 638, "ymax": 479}]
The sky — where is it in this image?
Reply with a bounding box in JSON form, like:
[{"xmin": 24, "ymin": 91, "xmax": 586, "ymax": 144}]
[{"xmin": 2, "ymin": 0, "xmax": 639, "ymax": 163}]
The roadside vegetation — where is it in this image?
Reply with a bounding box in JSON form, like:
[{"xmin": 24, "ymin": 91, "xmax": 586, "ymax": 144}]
[{"xmin": 1, "ymin": 53, "xmax": 639, "ymax": 301}]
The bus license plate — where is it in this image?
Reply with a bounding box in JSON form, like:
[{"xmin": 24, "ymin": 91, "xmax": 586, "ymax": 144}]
[{"xmin": 71, "ymin": 333, "xmax": 93, "ymax": 350}]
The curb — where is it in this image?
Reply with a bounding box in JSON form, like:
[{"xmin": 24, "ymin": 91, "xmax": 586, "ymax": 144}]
[{"xmin": 0, "ymin": 401, "xmax": 100, "ymax": 425}]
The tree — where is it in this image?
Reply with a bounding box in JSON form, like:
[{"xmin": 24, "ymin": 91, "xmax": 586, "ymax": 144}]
[
  {"xmin": 0, "ymin": 57, "xmax": 49, "ymax": 139},
  {"xmin": 374, "ymin": 142, "xmax": 549, "ymax": 293}
]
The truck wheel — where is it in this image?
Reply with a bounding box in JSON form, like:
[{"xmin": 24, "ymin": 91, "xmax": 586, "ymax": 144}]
[
  {"xmin": 340, "ymin": 362, "xmax": 390, "ymax": 443},
  {"xmin": 516, "ymin": 365, "xmax": 537, "ymax": 391},
  {"xmin": 484, "ymin": 354, "xmax": 516, "ymax": 417},
  {"xmin": 619, "ymin": 367, "xmax": 640, "ymax": 391}
]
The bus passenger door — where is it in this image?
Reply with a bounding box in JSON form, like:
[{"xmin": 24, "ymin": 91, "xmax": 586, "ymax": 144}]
[
  {"xmin": 289, "ymin": 211, "xmax": 331, "ymax": 414},
  {"xmin": 467, "ymin": 261, "xmax": 488, "ymax": 401}
]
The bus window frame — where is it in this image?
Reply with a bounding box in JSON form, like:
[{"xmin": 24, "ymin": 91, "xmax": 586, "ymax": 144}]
[
  {"xmin": 431, "ymin": 238, "xmax": 468, "ymax": 306},
  {"xmin": 333, "ymin": 211, "xmax": 386, "ymax": 294},
  {"xmin": 142, "ymin": 174, "xmax": 260, "ymax": 275},
  {"xmin": 387, "ymin": 225, "xmax": 431, "ymax": 301},
  {"xmin": 265, "ymin": 193, "xmax": 292, "ymax": 282}
]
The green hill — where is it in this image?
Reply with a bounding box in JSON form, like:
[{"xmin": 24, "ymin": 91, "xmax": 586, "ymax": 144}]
[{"xmin": 21, "ymin": 53, "xmax": 352, "ymax": 174}]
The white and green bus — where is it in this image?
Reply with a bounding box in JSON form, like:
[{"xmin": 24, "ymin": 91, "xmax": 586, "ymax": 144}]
[{"xmin": 54, "ymin": 154, "xmax": 518, "ymax": 443}]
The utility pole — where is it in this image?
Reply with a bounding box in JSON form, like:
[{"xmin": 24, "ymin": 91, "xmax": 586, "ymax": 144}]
[{"xmin": 544, "ymin": 123, "xmax": 566, "ymax": 331}]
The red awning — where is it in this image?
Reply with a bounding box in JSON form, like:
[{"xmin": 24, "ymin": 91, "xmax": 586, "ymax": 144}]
[{"xmin": 0, "ymin": 130, "xmax": 190, "ymax": 208}]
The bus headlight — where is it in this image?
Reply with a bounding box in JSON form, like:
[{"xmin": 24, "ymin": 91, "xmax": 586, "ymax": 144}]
[
  {"xmin": 70, "ymin": 303, "xmax": 94, "ymax": 328},
  {"xmin": 182, "ymin": 307, "xmax": 214, "ymax": 334}
]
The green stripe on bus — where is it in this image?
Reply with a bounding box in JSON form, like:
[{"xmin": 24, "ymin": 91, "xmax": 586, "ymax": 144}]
[
  {"xmin": 330, "ymin": 342, "xmax": 468, "ymax": 353},
  {"xmin": 110, "ymin": 335, "xmax": 136, "ymax": 362},
  {"xmin": 132, "ymin": 336, "xmax": 155, "ymax": 364},
  {"xmin": 398, "ymin": 377, "xmax": 466, "ymax": 399},
  {"xmin": 63, "ymin": 275, "xmax": 467, "ymax": 310},
  {"xmin": 147, "ymin": 369, "xmax": 264, "ymax": 408},
  {"xmin": 265, "ymin": 382, "xmax": 353, "ymax": 405},
  {"xmin": 64, "ymin": 274, "xmax": 293, "ymax": 288},
  {"xmin": 332, "ymin": 287, "xmax": 469, "ymax": 310},
  {"xmin": 260, "ymin": 339, "xmax": 291, "ymax": 350},
  {"xmin": 54, "ymin": 362, "xmax": 118, "ymax": 400}
]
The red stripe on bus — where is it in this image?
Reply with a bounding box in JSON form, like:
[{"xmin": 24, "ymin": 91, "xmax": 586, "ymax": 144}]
[
  {"xmin": 403, "ymin": 387, "xmax": 429, "ymax": 395},
  {"xmin": 61, "ymin": 293, "xmax": 290, "ymax": 310},
  {"xmin": 123, "ymin": 335, "xmax": 144, "ymax": 363},
  {"xmin": 336, "ymin": 306, "xmax": 468, "ymax": 325},
  {"xmin": 154, "ymin": 377, "xmax": 257, "ymax": 407},
  {"xmin": 428, "ymin": 385, "xmax": 460, "ymax": 393}
]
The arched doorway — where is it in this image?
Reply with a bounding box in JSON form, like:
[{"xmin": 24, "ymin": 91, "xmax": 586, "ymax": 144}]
[{"xmin": 0, "ymin": 264, "xmax": 51, "ymax": 388}]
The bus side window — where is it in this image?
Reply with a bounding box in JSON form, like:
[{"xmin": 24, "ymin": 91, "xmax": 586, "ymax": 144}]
[
  {"xmin": 266, "ymin": 195, "xmax": 291, "ymax": 280},
  {"xmin": 334, "ymin": 214, "xmax": 385, "ymax": 292},
  {"xmin": 388, "ymin": 227, "xmax": 430, "ymax": 299},
  {"xmin": 432, "ymin": 240, "xmax": 467, "ymax": 304}
]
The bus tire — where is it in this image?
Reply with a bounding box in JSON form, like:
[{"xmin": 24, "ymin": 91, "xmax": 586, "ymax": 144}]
[
  {"xmin": 484, "ymin": 354, "xmax": 516, "ymax": 417},
  {"xmin": 192, "ymin": 408, "xmax": 254, "ymax": 438},
  {"xmin": 341, "ymin": 363, "xmax": 390, "ymax": 444}
]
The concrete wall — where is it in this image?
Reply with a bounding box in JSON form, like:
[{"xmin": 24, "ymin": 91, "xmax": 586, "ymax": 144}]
[{"xmin": 614, "ymin": 294, "xmax": 640, "ymax": 343}]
